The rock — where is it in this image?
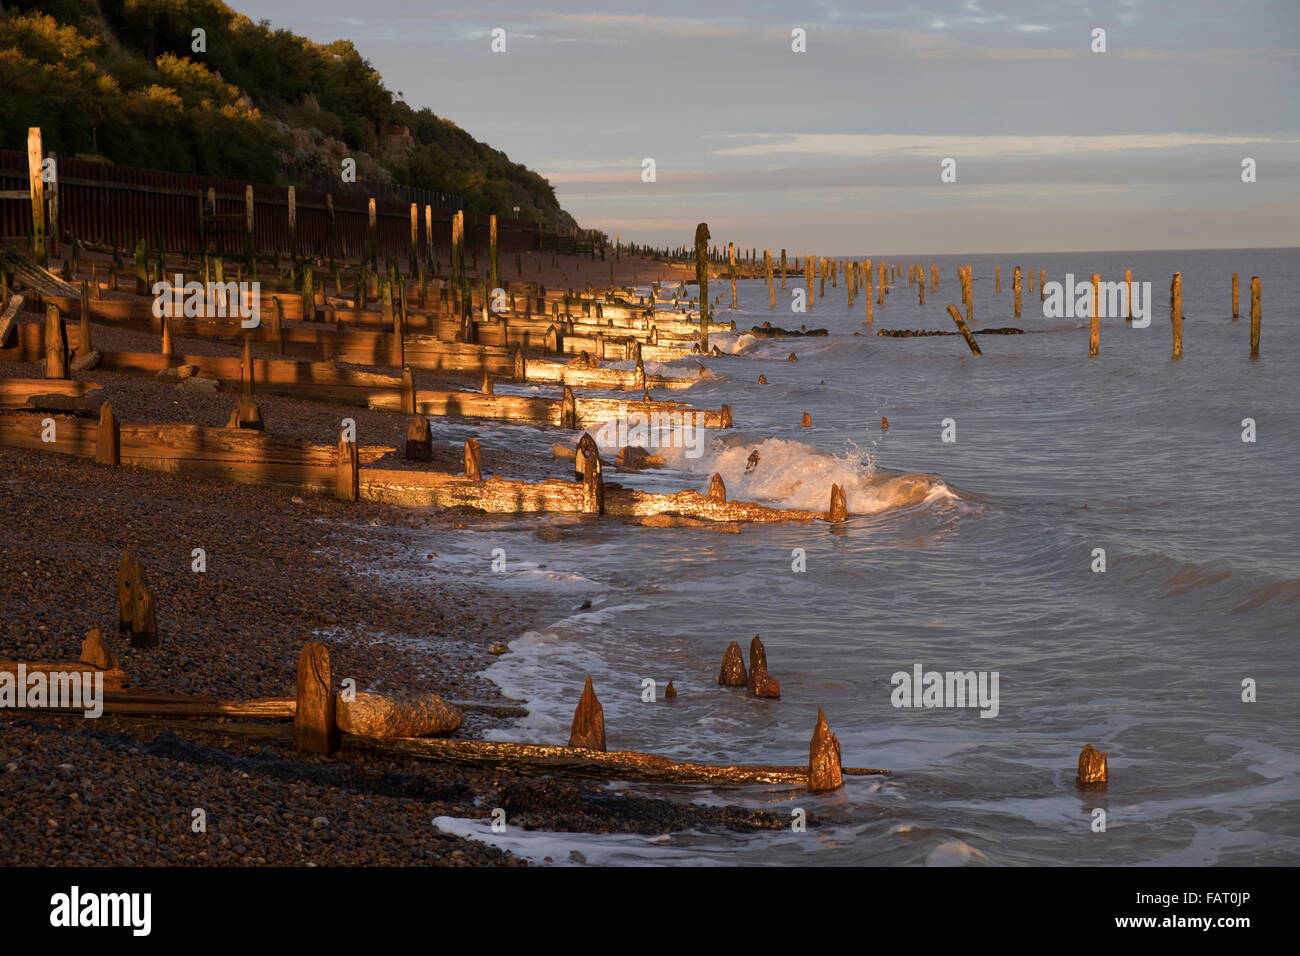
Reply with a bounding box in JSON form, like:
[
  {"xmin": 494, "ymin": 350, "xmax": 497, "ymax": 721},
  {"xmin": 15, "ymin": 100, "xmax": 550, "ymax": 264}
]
[
  {"xmin": 808, "ymin": 708, "xmax": 843, "ymax": 792},
  {"xmin": 155, "ymin": 367, "xmax": 179, "ymax": 378},
  {"xmin": 78, "ymin": 627, "xmax": 116, "ymax": 671},
  {"xmin": 177, "ymin": 364, "xmax": 198, "ymax": 379},
  {"xmin": 717, "ymin": 641, "xmax": 748, "ymax": 686},
  {"xmin": 616, "ymin": 445, "xmax": 664, "ymax": 471},
  {"xmin": 488, "ymin": 642, "xmax": 509, "ymax": 655},
  {"xmin": 177, "ymin": 375, "xmax": 220, "ymax": 393},
  {"xmin": 801, "ymin": 412, "xmax": 812, "ymax": 427},
  {"xmin": 787, "ymin": 352, "xmax": 798, "ymax": 362},
  {"xmin": 71, "ymin": 349, "xmax": 100, "ymax": 372},
  {"xmin": 567, "ymin": 676, "xmax": 605, "ymax": 751},
  {"xmin": 664, "ymin": 680, "xmax": 676, "ymax": 699},
  {"xmin": 1077, "ymin": 744, "xmax": 1107, "ymax": 784},
  {"xmin": 881, "ymin": 417, "xmax": 889, "ymax": 430},
  {"xmin": 311, "ymin": 816, "xmax": 329, "ymax": 829},
  {"xmin": 747, "ymin": 634, "xmax": 780, "ymax": 698},
  {"xmin": 707, "ymin": 473, "xmax": 726, "ymax": 502},
  {"xmin": 336, "ymin": 691, "xmax": 463, "ymax": 738},
  {"xmin": 757, "ymin": 374, "xmax": 767, "ymax": 384}
]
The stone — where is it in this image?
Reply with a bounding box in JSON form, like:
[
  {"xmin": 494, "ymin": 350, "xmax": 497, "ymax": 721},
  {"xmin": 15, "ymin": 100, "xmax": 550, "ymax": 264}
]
[
  {"xmin": 717, "ymin": 641, "xmax": 747, "ymax": 686},
  {"xmin": 567, "ymin": 676, "xmax": 605, "ymax": 751},
  {"xmin": 71, "ymin": 349, "xmax": 100, "ymax": 372},
  {"xmin": 335, "ymin": 691, "xmax": 463, "ymax": 738},
  {"xmin": 808, "ymin": 708, "xmax": 843, "ymax": 792},
  {"xmin": 488, "ymin": 642, "xmax": 509, "ymax": 655},
  {"xmin": 664, "ymin": 680, "xmax": 677, "ymax": 699},
  {"xmin": 1077, "ymin": 744, "xmax": 1107, "ymax": 785},
  {"xmin": 177, "ymin": 375, "xmax": 221, "ymax": 393},
  {"xmin": 747, "ymin": 634, "xmax": 780, "ymax": 698}
]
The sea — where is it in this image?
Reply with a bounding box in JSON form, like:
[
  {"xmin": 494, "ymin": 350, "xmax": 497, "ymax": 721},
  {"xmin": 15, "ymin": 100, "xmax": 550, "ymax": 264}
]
[{"xmin": 397, "ymin": 247, "xmax": 1298, "ymax": 865}]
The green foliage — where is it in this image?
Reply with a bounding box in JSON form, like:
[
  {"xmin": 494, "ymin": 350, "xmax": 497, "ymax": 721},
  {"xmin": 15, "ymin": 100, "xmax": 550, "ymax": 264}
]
[{"xmin": 0, "ymin": 0, "xmax": 574, "ymax": 228}]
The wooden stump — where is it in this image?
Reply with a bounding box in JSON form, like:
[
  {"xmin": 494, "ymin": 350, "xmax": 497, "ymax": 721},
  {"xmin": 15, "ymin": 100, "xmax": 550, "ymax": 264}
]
[
  {"xmin": 236, "ymin": 395, "xmax": 263, "ymax": 431},
  {"xmin": 1077, "ymin": 743, "xmax": 1107, "ymax": 785},
  {"xmin": 1250, "ymin": 276, "xmax": 1260, "ymax": 357},
  {"xmin": 1090, "ymin": 273, "xmax": 1100, "ymax": 357},
  {"xmin": 464, "ymin": 438, "xmax": 482, "ymax": 481},
  {"xmin": 747, "ymin": 635, "xmax": 780, "ymax": 698},
  {"xmin": 580, "ymin": 444, "xmax": 604, "ymax": 515},
  {"xmin": 1231, "ymin": 272, "xmax": 1239, "ymax": 320},
  {"xmin": 161, "ymin": 318, "xmax": 173, "ymax": 357},
  {"xmin": 293, "ymin": 641, "xmax": 338, "ymax": 755},
  {"xmin": 575, "ymin": 432, "xmax": 598, "ymax": 481},
  {"xmin": 808, "ymin": 708, "xmax": 843, "ymax": 792},
  {"xmin": 401, "ymin": 366, "xmax": 416, "ymax": 415},
  {"xmin": 94, "ymin": 401, "xmax": 119, "ymax": 466},
  {"xmin": 1170, "ymin": 272, "xmax": 1183, "ymax": 359},
  {"xmin": 561, "ymin": 385, "xmax": 577, "ymax": 430},
  {"xmin": 828, "ymin": 483, "xmax": 847, "ymax": 523},
  {"xmin": 568, "ymin": 676, "xmax": 606, "ymax": 751},
  {"xmin": 405, "ymin": 414, "xmax": 432, "ymax": 462},
  {"xmin": 335, "ymin": 431, "xmax": 359, "ymax": 501},
  {"xmin": 718, "ymin": 641, "xmax": 748, "ymax": 686},
  {"xmin": 44, "ymin": 304, "xmax": 69, "ymax": 379}
]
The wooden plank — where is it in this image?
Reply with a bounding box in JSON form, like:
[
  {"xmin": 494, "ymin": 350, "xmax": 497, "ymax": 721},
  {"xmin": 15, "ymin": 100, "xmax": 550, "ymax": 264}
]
[{"xmin": 0, "ymin": 378, "xmax": 104, "ymax": 413}]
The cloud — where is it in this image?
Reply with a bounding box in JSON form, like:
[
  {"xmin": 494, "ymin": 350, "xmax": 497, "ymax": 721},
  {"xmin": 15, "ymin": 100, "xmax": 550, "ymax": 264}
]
[{"xmin": 711, "ymin": 133, "xmax": 1286, "ymax": 159}]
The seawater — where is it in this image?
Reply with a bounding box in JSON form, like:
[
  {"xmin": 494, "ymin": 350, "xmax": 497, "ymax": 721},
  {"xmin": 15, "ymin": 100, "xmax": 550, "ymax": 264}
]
[{"xmin": 419, "ymin": 248, "xmax": 1299, "ymax": 865}]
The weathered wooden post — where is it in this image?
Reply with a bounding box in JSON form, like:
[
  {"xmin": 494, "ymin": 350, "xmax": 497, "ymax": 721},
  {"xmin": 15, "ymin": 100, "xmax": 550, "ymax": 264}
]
[
  {"xmin": 410, "ymin": 203, "xmax": 420, "ymax": 275},
  {"xmin": 244, "ymin": 185, "xmax": 256, "ymax": 276},
  {"xmin": 401, "ymin": 366, "xmax": 416, "ymax": 415},
  {"xmin": 568, "ymin": 677, "xmax": 605, "ymax": 750},
  {"xmin": 95, "ymin": 401, "xmax": 119, "ymax": 466},
  {"xmin": 995, "ymin": 265, "xmax": 1000, "ymax": 294},
  {"xmin": 28, "ymin": 127, "xmax": 45, "ymax": 266},
  {"xmin": 78, "ymin": 281, "xmax": 91, "ymax": 358},
  {"xmin": 451, "ymin": 210, "xmax": 463, "ymax": 282},
  {"xmin": 1250, "ymin": 276, "xmax": 1261, "ymax": 357},
  {"xmin": 1040, "ymin": 269, "xmax": 1046, "ymax": 302},
  {"xmin": 424, "ymin": 204, "xmax": 434, "ymax": 266},
  {"xmin": 1125, "ymin": 269, "xmax": 1133, "ymax": 321},
  {"xmin": 931, "ymin": 264, "xmax": 938, "ymax": 294},
  {"xmin": 561, "ymin": 385, "xmax": 577, "ymax": 429},
  {"xmin": 1232, "ymin": 272, "xmax": 1240, "ymax": 321},
  {"xmin": 1170, "ymin": 272, "xmax": 1183, "ymax": 359},
  {"xmin": 1013, "ymin": 266, "xmax": 1021, "ymax": 318},
  {"xmin": 764, "ymin": 249, "xmax": 775, "ymax": 308},
  {"xmin": 918, "ymin": 272, "xmax": 925, "ymax": 306},
  {"xmin": 728, "ymin": 242, "xmax": 737, "ymax": 309},
  {"xmin": 44, "ymin": 304, "xmax": 68, "ymax": 379},
  {"xmin": 828, "ymin": 484, "xmax": 847, "ymax": 523},
  {"xmin": 946, "ymin": 304, "xmax": 982, "ymax": 356},
  {"xmin": 1089, "ymin": 273, "xmax": 1100, "ymax": 357},
  {"xmin": 1077, "ymin": 744, "xmax": 1107, "ymax": 785},
  {"xmin": 464, "ymin": 438, "xmax": 482, "ymax": 481},
  {"xmin": 405, "ymin": 414, "xmax": 432, "ymax": 461},
  {"xmin": 865, "ymin": 259, "xmax": 873, "ymax": 323},
  {"xmin": 287, "ymin": 186, "xmax": 297, "ymax": 259},
  {"xmin": 293, "ymin": 642, "xmax": 338, "ymax": 756},
  {"xmin": 580, "ymin": 445, "xmax": 603, "ymax": 515},
  {"xmin": 336, "ymin": 426, "xmax": 359, "ymax": 501},
  {"xmin": 367, "ymin": 198, "xmax": 378, "ymax": 271},
  {"xmin": 808, "ymin": 708, "xmax": 843, "ymax": 792},
  {"xmin": 489, "ymin": 213, "xmax": 499, "ymax": 290},
  {"xmin": 160, "ymin": 317, "xmax": 173, "ymax": 357},
  {"xmin": 695, "ymin": 223, "xmax": 710, "ymax": 352},
  {"xmin": 780, "ymin": 249, "xmax": 787, "ymax": 290}
]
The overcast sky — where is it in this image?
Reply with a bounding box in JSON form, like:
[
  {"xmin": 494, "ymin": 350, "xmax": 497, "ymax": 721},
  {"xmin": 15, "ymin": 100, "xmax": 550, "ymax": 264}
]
[{"xmin": 237, "ymin": 0, "xmax": 1299, "ymax": 254}]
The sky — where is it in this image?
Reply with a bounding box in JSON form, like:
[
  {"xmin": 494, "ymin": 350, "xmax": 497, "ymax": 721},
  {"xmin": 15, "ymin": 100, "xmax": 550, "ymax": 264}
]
[{"xmin": 236, "ymin": 0, "xmax": 1300, "ymax": 254}]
